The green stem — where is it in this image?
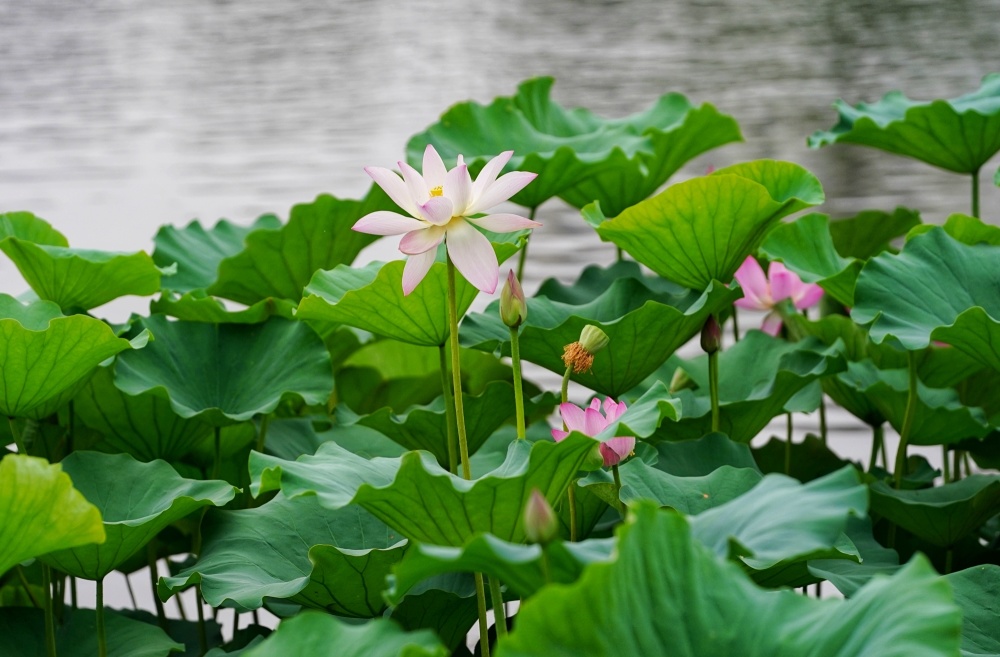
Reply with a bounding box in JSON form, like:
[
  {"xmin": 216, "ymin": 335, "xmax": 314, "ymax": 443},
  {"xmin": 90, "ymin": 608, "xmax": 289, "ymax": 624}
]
[
  {"xmin": 615, "ymin": 245, "xmax": 624, "ymax": 262},
  {"xmin": 972, "ymin": 168, "xmax": 981, "ymax": 219},
  {"xmin": 8, "ymin": 417, "xmax": 26, "ymax": 454},
  {"xmin": 868, "ymin": 424, "xmax": 884, "ymax": 473},
  {"xmin": 945, "ymin": 547, "xmax": 954, "ymax": 575},
  {"xmin": 708, "ymin": 350, "xmax": 720, "ymax": 433},
  {"xmin": 785, "ymin": 413, "xmax": 793, "ymax": 475},
  {"xmin": 196, "ymin": 586, "xmax": 207, "ymax": 656},
  {"xmin": 612, "ymin": 464, "xmax": 626, "ymax": 516},
  {"xmin": 16, "ymin": 566, "xmax": 40, "ymax": 608},
  {"xmin": 731, "ymin": 308, "xmax": 740, "ymax": 342},
  {"xmin": 964, "ymin": 452, "xmax": 973, "ymax": 478},
  {"xmin": 561, "ymin": 366, "xmax": 577, "ymax": 542},
  {"xmin": 953, "ymin": 449, "xmax": 962, "ymax": 482},
  {"xmin": 70, "ymin": 576, "xmax": 77, "ymax": 610},
  {"xmin": 488, "ymin": 576, "xmax": 507, "ymax": 639},
  {"xmin": 893, "ymin": 353, "xmax": 919, "ymax": 490},
  {"xmin": 147, "ymin": 543, "xmax": 167, "ymax": 631},
  {"xmin": 43, "ymin": 564, "xmax": 56, "ymax": 657},
  {"xmin": 561, "ymin": 366, "xmax": 571, "ymax": 406},
  {"xmin": 125, "ymin": 574, "xmax": 139, "ymax": 610},
  {"xmin": 254, "ymin": 415, "xmax": 270, "ymax": 454},
  {"xmin": 510, "ymin": 326, "xmax": 526, "ymax": 440},
  {"xmin": 515, "ymin": 207, "xmax": 537, "ymax": 281},
  {"xmin": 539, "ymin": 547, "xmax": 553, "ymax": 585},
  {"xmin": 96, "ymin": 577, "xmax": 107, "ymax": 657},
  {"xmin": 439, "ymin": 344, "xmax": 458, "ymax": 474},
  {"xmin": 880, "ymin": 432, "xmax": 889, "ymax": 470},
  {"xmin": 474, "ymin": 573, "xmax": 492, "ymax": 657},
  {"xmin": 818, "ymin": 396, "xmax": 827, "ymax": 445},
  {"xmin": 211, "ymin": 427, "xmax": 221, "ymax": 482},
  {"xmin": 67, "ymin": 401, "xmax": 75, "ymax": 453},
  {"xmin": 943, "ymin": 446, "xmax": 951, "ymax": 483}
]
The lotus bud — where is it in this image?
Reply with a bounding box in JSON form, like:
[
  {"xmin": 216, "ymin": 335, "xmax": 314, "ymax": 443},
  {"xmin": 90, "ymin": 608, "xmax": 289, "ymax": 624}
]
[
  {"xmin": 523, "ymin": 488, "xmax": 559, "ymax": 545},
  {"xmin": 562, "ymin": 325, "xmax": 610, "ymax": 374},
  {"xmin": 500, "ymin": 270, "xmax": 527, "ymax": 328},
  {"xmin": 669, "ymin": 367, "xmax": 694, "ymax": 393},
  {"xmin": 700, "ymin": 315, "xmax": 721, "ymax": 354}
]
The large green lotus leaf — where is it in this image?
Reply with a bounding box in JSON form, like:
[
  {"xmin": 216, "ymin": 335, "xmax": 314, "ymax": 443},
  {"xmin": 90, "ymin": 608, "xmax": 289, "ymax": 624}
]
[
  {"xmin": 854, "ymin": 226, "xmax": 1000, "ymax": 369},
  {"xmin": 388, "ymin": 575, "xmax": 480, "ymax": 654},
  {"xmin": 388, "ymin": 535, "xmax": 615, "ymax": 603},
  {"xmin": 653, "ymin": 332, "xmax": 846, "ymax": 443},
  {"xmin": 343, "ymin": 381, "xmax": 517, "ymax": 468},
  {"xmin": 297, "ymin": 234, "xmax": 521, "ymax": 347},
  {"xmin": 591, "ymin": 160, "xmax": 824, "ymax": 290},
  {"xmin": 592, "ymin": 381, "xmax": 682, "ymax": 439},
  {"xmin": 837, "ymin": 360, "xmax": 990, "ymax": 446},
  {"xmin": 0, "ymin": 454, "xmax": 104, "ymax": 574},
  {"xmin": 461, "ymin": 276, "xmax": 738, "ymax": 398},
  {"xmin": 753, "ymin": 435, "xmax": 855, "ymax": 484},
  {"xmin": 758, "ymin": 212, "xmax": 861, "ymax": 306},
  {"xmin": 808, "ymin": 74, "xmax": 1000, "ymax": 173},
  {"xmin": 242, "ymin": 612, "xmax": 446, "ymax": 657},
  {"xmin": 41, "ymin": 452, "xmax": 234, "ymax": 579},
  {"xmin": 617, "ymin": 460, "xmax": 763, "ymax": 514},
  {"xmin": 114, "ymin": 315, "xmax": 332, "ymax": 425},
  {"xmin": 0, "ymin": 211, "xmax": 68, "ymax": 247},
  {"xmin": 0, "ymin": 607, "xmax": 183, "ymax": 657},
  {"xmin": 946, "ymin": 565, "xmax": 1000, "ymax": 657},
  {"xmin": 73, "ymin": 365, "xmax": 213, "ymax": 462},
  {"xmin": 153, "ymin": 214, "xmax": 281, "ymax": 293},
  {"xmin": 407, "ymin": 77, "xmax": 742, "ymax": 214},
  {"xmin": 208, "ymin": 187, "xmax": 394, "ymax": 305},
  {"xmin": 908, "ymin": 213, "xmax": 1000, "ymax": 248},
  {"xmin": 0, "ymin": 239, "xmax": 164, "ymax": 311},
  {"xmin": 651, "ymin": 432, "xmax": 759, "ymax": 476},
  {"xmin": 159, "ymin": 494, "xmax": 406, "ymax": 617},
  {"xmin": 251, "ymin": 432, "xmax": 599, "ymax": 545},
  {"xmin": 808, "ymin": 516, "xmax": 901, "ymax": 597},
  {"xmin": 0, "ymin": 295, "xmax": 149, "ymax": 419},
  {"xmin": 870, "ymin": 475, "xmax": 1000, "ymax": 547},
  {"xmin": 498, "ymin": 503, "xmax": 960, "ymax": 657},
  {"xmin": 150, "ymin": 290, "xmax": 295, "ymax": 324},
  {"xmin": 689, "ymin": 466, "xmax": 866, "ymax": 580},
  {"xmin": 827, "ymin": 207, "xmax": 922, "ymax": 260}
]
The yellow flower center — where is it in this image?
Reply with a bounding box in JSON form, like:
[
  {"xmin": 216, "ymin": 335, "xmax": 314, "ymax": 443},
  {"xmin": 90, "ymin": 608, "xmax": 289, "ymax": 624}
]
[{"xmin": 429, "ymin": 186, "xmax": 444, "ymax": 197}]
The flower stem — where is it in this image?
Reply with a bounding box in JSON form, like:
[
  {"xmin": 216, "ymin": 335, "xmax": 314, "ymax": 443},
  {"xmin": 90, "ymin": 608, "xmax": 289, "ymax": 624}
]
[
  {"xmin": 43, "ymin": 564, "xmax": 57, "ymax": 657},
  {"xmin": 211, "ymin": 427, "xmax": 221, "ymax": 481},
  {"xmin": 196, "ymin": 586, "xmax": 207, "ymax": 656},
  {"xmin": 972, "ymin": 168, "xmax": 981, "ymax": 218},
  {"xmin": 868, "ymin": 424, "xmax": 884, "ymax": 473},
  {"xmin": 893, "ymin": 353, "xmax": 919, "ymax": 490},
  {"xmin": 731, "ymin": 308, "xmax": 741, "ymax": 342},
  {"xmin": 785, "ymin": 413, "xmax": 793, "ymax": 475},
  {"xmin": 16, "ymin": 566, "xmax": 40, "ymax": 608},
  {"xmin": 474, "ymin": 573, "xmax": 492, "ymax": 657},
  {"xmin": 147, "ymin": 543, "xmax": 167, "ymax": 631},
  {"xmin": 439, "ymin": 344, "xmax": 458, "ymax": 473},
  {"xmin": 8, "ymin": 417, "xmax": 25, "ymax": 454},
  {"xmin": 818, "ymin": 396, "xmax": 828, "ymax": 445},
  {"xmin": 708, "ymin": 350, "xmax": 720, "ymax": 433},
  {"xmin": 488, "ymin": 576, "xmax": 507, "ymax": 639},
  {"xmin": 510, "ymin": 327, "xmax": 527, "ymax": 440},
  {"xmin": 96, "ymin": 577, "xmax": 107, "ymax": 657},
  {"xmin": 539, "ymin": 547, "xmax": 553, "ymax": 584},
  {"xmin": 612, "ymin": 464, "xmax": 626, "ymax": 516},
  {"xmin": 515, "ymin": 207, "xmax": 537, "ymax": 281},
  {"xmin": 561, "ymin": 365, "xmax": 578, "ymax": 541},
  {"xmin": 943, "ymin": 446, "xmax": 951, "ymax": 483},
  {"xmin": 254, "ymin": 414, "xmax": 270, "ymax": 454}
]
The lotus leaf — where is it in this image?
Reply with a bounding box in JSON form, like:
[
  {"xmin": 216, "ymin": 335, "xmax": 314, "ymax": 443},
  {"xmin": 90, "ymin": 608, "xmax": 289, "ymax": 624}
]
[
  {"xmin": 0, "ymin": 211, "xmax": 68, "ymax": 247},
  {"xmin": 0, "ymin": 607, "xmax": 183, "ymax": 657},
  {"xmin": 242, "ymin": 612, "xmax": 446, "ymax": 657}
]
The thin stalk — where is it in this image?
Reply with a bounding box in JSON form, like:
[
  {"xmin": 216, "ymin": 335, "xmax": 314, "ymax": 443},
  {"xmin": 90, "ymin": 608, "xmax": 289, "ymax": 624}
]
[
  {"xmin": 561, "ymin": 366, "xmax": 577, "ymax": 541},
  {"xmin": 785, "ymin": 413, "xmax": 793, "ymax": 475},
  {"xmin": 509, "ymin": 326, "xmax": 526, "ymax": 440},
  {"xmin": 42, "ymin": 565, "xmax": 56, "ymax": 657},
  {"xmin": 474, "ymin": 573, "xmax": 492, "ymax": 657},
  {"xmin": 16, "ymin": 566, "xmax": 40, "ymax": 608},
  {"xmin": 254, "ymin": 415, "xmax": 270, "ymax": 454},
  {"xmin": 708, "ymin": 350, "xmax": 720, "ymax": 433},
  {"xmin": 211, "ymin": 427, "xmax": 222, "ymax": 481},
  {"xmin": 96, "ymin": 578, "xmax": 107, "ymax": 657},
  {"xmin": 880, "ymin": 433, "xmax": 889, "ymax": 470},
  {"xmin": 8, "ymin": 417, "xmax": 26, "ymax": 454},
  {"xmin": 732, "ymin": 309, "xmax": 741, "ymax": 342},
  {"xmin": 943, "ymin": 446, "xmax": 951, "ymax": 483},
  {"xmin": 439, "ymin": 344, "xmax": 458, "ymax": 474},
  {"xmin": 539, "ymin": 547, "xmax": 553, "ymax": 584},
  {"xmin": 515, "ymin": 207, "xmax": 537, "ymax": 281},
  {"xmin": 125, "ymin": 573, "xmax": 139, "ymax": 610},
  {"xmin": 953, "ymin": 449, "xmax": 962, "ymax": 482},
  {"xmin": 67, "ymin": 401, "xmax": 75, "ymax": 453},
  {"xmin": 818, "ymin": 396, "xmax": 828, "ymax": 445},
  {"xmin": 615, "ymin": 245, "xmax": 624, "ymax": 262},
  {"xmin": 945, "ymin": 548, "xmax": 954, "ymax": 575},
  {"xmin": 893, "ymin": 353, "xmax": 919, "ymax": 490},
  {"xmin": 70, "ymin": 577, "xmax": 77, "ymax": 609},
  {"xmin": 146, "ymin": 544, "xmax": 167, "ymax": 630},
  {"xmin": 964, "ymin": 452, "xmax": 973, "ymax": 478},
  {"xmin": 868, "ymin": 424, "xmax": 884, "ymax": 473},
  {"xmin": 488, "ymin": 576, "xmax": 507, "ymax": 639},
  {"xmin": 196, "ymin": 586, "xmax": 207, "ymax": 656},
  {"xmin": 612, "ymin": 464, "xmax": 626, "ymax": 516},
  {"xmin": 447, "ymin": 256, "xmax": 490, "ymax": 655},
  {"xmin": 972, "ymin": 168, "xmax": 981, "ymax": 218}
]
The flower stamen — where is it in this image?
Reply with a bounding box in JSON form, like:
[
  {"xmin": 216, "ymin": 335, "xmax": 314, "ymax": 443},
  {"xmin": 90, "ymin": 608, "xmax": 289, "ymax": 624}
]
[{"xmin": 429, "ymin": 186, "xmax": 444, "ymax": 197}]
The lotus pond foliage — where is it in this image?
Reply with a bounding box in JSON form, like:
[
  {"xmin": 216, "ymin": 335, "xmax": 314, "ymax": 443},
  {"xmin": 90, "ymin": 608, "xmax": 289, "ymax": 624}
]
[{"xmin": 3, "ymin": 74, "xmax": 1000, "ymax": 656}]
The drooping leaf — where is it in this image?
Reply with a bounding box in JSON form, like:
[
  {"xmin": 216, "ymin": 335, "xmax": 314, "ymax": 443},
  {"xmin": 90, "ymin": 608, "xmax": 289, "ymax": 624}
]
[
  {"xmin": 297, "ymin": 236, "xmax": 521, "ymax": 347},
  {"xmin": 0, "ymin": 240, "xmax": 164, "ymax": 311},
  {"xmin": 159, "ymin": 494, "xmax": 406, "ymax": 617},
  {"xmin": 0, "ymin": 295, "xmax": 149, "ymax": 419},
  {"xmin": 243, "ymin": 612, "xmax": 447, "ymax": 657},
  {"xmin": 809, "ymin": 74, "xmax": 1000, "ymax": 173},
  {"xmin": 208, "ymin": 186, "xmax": 396, "ymax": 305},
  {"xmin": 827, "ymin": 207, "xmax": 921, "ymax": 260},
  {"xmin": 407, "ymin": 77, "xmax": 742, "ymax": 215},
  {"xmin": 461, "ymin": 263, "xmax": 739, "ymax": 397},
  {"xmin": 114, "ymin": 316, "xmax": 332, "ymax": 425},
  {"xmin": 0, "ymin": 211, "xmax": 68, "ymax": 247},
  {"xmin": 72, "ymin": 365, "xmax": 213, "ymax": 462},
  {"xmin": 153, "ymin": 214, "xmax": 282, "ymax": 293},
  {"xmin": 0, "ymin": 607, "xmax": 183, "ymax": 657},
  {"xmin": 592, "ymin": 160, "xmax": 824, "ymax": 290},
  {"xmin": 808, "ymin": 516, "xmax": 902, "ymax": 596},
  {"xmin": 617, "ymin": 460, "xmax": 763, "ymax": 514},
  {"xmin": 251, "ymin": 432, "xmax": 599, "ymax": 546},
  {"xmin": 40, "ymin": 452, "xmax": 234, "ymax": 580},
  {"xmin": 907, "ymin": 213, "xmax": 1000, "ymax": 247},
  {"xmin": 150, "ymin": 290, "xmax": 295, "ymax": 324},
  {"xmin": 870, "ymin": 475, "xmax": 1000, "ymax": 547},
  {"xmin": 498, "ymin": 503, "xmax": 961, "ymax": 657},
  {"xmin": 946, "ymin": 565, "xmax": 1000, "ymax": 657},
  {"xmin": 0, "ymin": 455, "xmax": 105, "ymax": 575},
  {"xmin": 388, "ymin": 575, "xmax": 480, "ymax": 654},
  {"xmin": 651, "ymin": 432, "xmax": 759, "ymax": 476}
]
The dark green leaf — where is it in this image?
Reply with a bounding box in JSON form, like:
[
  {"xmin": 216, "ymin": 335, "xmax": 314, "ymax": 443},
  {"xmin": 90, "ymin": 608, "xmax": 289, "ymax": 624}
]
[
  {"xmin": 0, "ymin": 607, "xmax": 183, "ymax": 657},
  {"xmin": 828, "ymin": 207, "xmax": 921, "ymax": 260},
  {"xmin": 242, "ymin": 612, "xmax": 446, "ymax": 657},
  {"xmin": 946, "ymin": 565, "xmax": 1000, "ymax": 657}
]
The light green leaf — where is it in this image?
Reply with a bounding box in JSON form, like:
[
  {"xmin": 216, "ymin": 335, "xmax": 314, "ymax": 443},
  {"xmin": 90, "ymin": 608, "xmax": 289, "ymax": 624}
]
[
  {"xmin": 150, "ymin": 290, "xmax": 295, "ymax": 324},
  {"xmin": 114, "ymin": 316, "xmax": 333, "ymax": 425},
  {"xmin": 0, "ymin": 212, "xmax": 68, "ymax": 247},
  {"xmin": 828, "ymin": 207, "xmax": 921, "ymax": 260},
  {"xmin": 617, "ymin": 460, "xmax": 762, "ymax": 513},
  {"xmin": 593, "ymin": 160, "xmax": 824, "ymax": 290},
  {"xmin": 906, "ymin": 213, "xmax": 1000, "ymax": 247},
  {"xmin": 242, "ymin": 612, "xmax": 446, "ymax": 657},
  {"xmin": 0, "ymin": 455, "xmax": 105, "ymax": 575},
  {"xmin": 498, "ymin": 503, "xmax": 961, "ymax": 657},
  {"xmin": 159, "ymin": 494, "xmax": 406, "ymax": 617},
  {"xmin": 809, "ymin": 74, "xmax": 1000, "ymax": 173},
  {"xmin": 40, "ymin": 452, "xmax": 233, "ymax": 579}
]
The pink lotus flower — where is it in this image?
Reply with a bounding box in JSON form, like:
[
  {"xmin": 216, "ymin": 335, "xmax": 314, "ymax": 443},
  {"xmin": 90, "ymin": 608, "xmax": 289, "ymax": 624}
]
[
  {"xmin": 552, "ymin": 398, "xmax": 634, "ymax": 467},
  {"xmin": 733, "ymin": 256, "xmax": 824, "ymax": 336},
  {"xmin": 352, "ymin": 145, "xmax": 540, "ymax": 295}
]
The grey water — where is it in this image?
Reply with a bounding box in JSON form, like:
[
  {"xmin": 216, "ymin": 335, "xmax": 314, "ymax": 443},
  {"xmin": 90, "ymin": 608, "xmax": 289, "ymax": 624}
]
[{"xmin": 2, "ymin": 0, "xmax": 998, "ymax": 636}]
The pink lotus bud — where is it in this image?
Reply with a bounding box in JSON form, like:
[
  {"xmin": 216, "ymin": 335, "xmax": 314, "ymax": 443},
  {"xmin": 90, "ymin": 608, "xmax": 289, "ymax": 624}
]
[
  {"xmin": 523, "ymin": 488, "xmax": 558, "ymax": 545},
  {"xmin": 500, "ymin": 270, "xmax": 527, "ymax": 328}
]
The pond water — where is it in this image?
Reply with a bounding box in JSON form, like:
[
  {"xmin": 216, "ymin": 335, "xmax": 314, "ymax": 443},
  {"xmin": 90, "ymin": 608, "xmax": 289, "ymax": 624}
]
[{"xmin": 2, "ymin": 0, "xmax": 997, "ymax": 639}]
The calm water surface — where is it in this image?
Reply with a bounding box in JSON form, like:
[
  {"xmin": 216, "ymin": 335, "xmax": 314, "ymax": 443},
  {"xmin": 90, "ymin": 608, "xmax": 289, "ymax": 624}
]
[{"xmin": 2, "ymin": 0, "xmax": 998, "ymax": 632}]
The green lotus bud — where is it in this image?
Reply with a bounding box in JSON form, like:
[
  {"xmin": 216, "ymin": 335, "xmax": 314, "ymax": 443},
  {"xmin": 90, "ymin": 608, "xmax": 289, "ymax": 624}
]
[
  {"xmin": 700, "ymin": 315, "xmax": 721, "ymax": 354},
  {"xmin": 562, "ymin": 325, "xmax": 610, "ymax": 374},
  {"xmin": 500, "ymin": 270, "xmax": 527, "ymax": 328},
  {"xmin": 523, "ymin": 488, "xmax": 559, "ymax": 545}
]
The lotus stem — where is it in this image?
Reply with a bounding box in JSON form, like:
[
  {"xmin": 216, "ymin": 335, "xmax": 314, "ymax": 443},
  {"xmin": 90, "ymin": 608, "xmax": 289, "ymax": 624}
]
[
  {"xmin": 868, "ymin": 424, "xmax": 884, "ymax": 473},
  {"xmin": 818, "ymin": 396, "xmax": 828, "ymax": 445},
  {"xmin": 785, "ymin": 413, "xmax": 793, "ymax": 475},
  {"xmin": 488, "ymin": 576, "xmax": 507, "ymax": 639},
  {"xmin": 211, "ymin": 427, "xmax": 221, "ymax": 481},
  {"xmin": 964, "ymin": 452, "xmax": 973, "ymax": 478},
  {"xmin": 125, "ymin": 573, "xmax": 139, "ymax": 610},
  {"xmin": 561, "ymin": 365, "xmax": 578, "ymax": 542},
  {"xmin": 893, "ymin": 353, "xmax": 919, "ymax": 490},
  {"xmin": 70, "ymin": 576, "xmax": 77, "ymax": 610},
  {"xmin": 731, "ymin": 308, "xmax": 741, "ymax": 342},
  {"xmin": 42, "ymin": 564, "xmax": 56, "ymax": 657},
  {"xmin": 510, "ymin": 326, "xmax": 526, "ymax": 440},
  {"xmin": 515, "ymin": 207, "xmax": 537, "ymax": 281},
  {"xmin": 708, "ymin": 351, "xmax": 720, "ymax": 433},
  {"xmin": 96, "ymin": 577, "xmax": 107, "ymax": 657},
  {"xmin": 616, "ymin": 246, "xmax": 624, "ymax": 262},
  {"xmin": 67, "ymin": 401, "xmax": 75, "ymax": 453},
  {"xmin": 945, "ymin": 548, "xmax": 954, "ymax": 574},
  {"xmin": 539, "ymin": 547, "xmax": 553, "ymax": 585},
  {"xmin": 943, "ymin": 446, "xmax": 951, "ymax": 483},
  {"xmin": 196, "ymin": 586, "xmax": 208, "ymax": 656},
  {"xmin": 254, "ymin": 414, "xmax": 270, "ymax": 454},
  {"xmin": 439, "ymin": 344, "xmax": 458, "ymax": 473},
  {"xmin": 8, "ymin": 417, "xmax": 26, "ymax": 455},
  {"xmin": 953, "ymin": 449, "xmax": 962, "ymax": 481},
  {"xmin": 474, "ymin": 573, "xmax": 492, "ymax": 657},
  {"xmin": 147, "ymin": 544, "xmax": 167, "ymax": 631},
  {"xmin": 612, "ymin": 464, "xmax": 626, "ymax": 516},
  {"xmin": 972, "ymin": 168, "xmax": 981, "ymax": 218},
  {"xmin": 16, "ymin": 566, "xmax": 40, "ymax": 608}
]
